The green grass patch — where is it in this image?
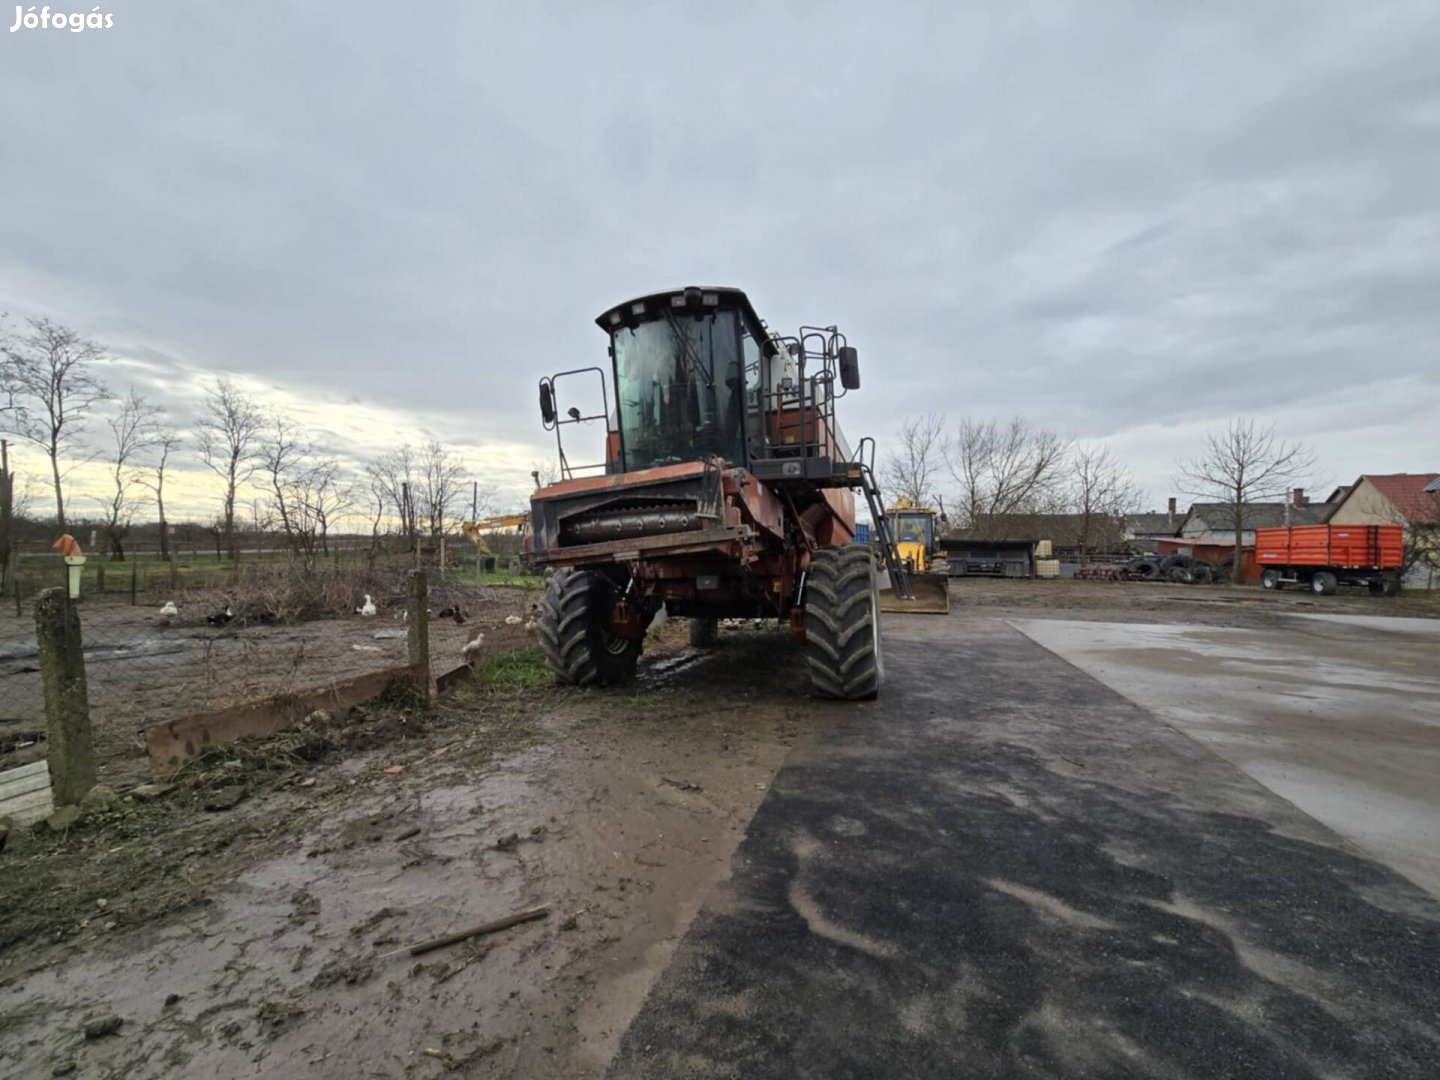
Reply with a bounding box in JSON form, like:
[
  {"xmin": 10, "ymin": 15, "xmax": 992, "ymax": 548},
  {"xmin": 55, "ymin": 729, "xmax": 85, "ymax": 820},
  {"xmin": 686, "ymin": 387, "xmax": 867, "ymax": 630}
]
[{"xmin": 468, "ymin": 646, "xmax": 552, "ymax": 689}]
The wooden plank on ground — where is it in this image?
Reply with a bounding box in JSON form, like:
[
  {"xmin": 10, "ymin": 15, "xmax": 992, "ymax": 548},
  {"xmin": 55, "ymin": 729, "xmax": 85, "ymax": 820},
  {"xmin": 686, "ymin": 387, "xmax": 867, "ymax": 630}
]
[
  {"xmin": 146, "ymin": 665, "xmax": 415, "ymax": 778},
  {"xmin": 0, "ymin": 759, "xmax": 51, "ymax": 795},
  {"xmin": 0, "ymin": 760, "xmax": 54, "ymax": 826}
]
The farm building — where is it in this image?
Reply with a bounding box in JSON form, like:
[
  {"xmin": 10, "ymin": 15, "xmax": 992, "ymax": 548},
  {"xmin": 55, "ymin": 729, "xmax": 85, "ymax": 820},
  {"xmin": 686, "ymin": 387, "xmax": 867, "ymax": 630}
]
[
  {"xmin": 1324, "ymin": 473, "xmax": 1440, "ymax": 589},
  {"xmin": 1177, "ymin": 491, "xmax": 1333, "ymax": 545},
  {"xmin": 1125, "ymin": 498, "xmax": 1183, "ymax": 543}
]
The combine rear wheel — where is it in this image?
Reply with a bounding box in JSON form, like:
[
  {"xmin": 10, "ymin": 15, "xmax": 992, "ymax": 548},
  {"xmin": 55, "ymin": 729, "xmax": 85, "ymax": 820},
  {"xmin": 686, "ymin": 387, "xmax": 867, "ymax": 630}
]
[
  {"xmin": 804, "ymin": 545, "xmax": 884, "ymax": 701},
  {"xmin": 538, "ymin": 569, "xmax": 641, "ymax": 687}
]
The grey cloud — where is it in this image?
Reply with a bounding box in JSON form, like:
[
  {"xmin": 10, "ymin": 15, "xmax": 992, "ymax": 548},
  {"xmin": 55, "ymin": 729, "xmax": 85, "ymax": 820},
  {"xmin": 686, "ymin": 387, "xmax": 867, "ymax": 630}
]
[{"xmin": 1, "ymin": 0, "xmax": 1437, "ymax": 512}]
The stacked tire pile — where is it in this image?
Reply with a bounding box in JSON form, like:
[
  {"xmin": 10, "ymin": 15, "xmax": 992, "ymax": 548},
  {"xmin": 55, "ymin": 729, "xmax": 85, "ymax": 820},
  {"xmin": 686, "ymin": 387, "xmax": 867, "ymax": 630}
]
[{"xmin": 1122, "ymin": 553, "xmax": 1230, "ymax": 585}]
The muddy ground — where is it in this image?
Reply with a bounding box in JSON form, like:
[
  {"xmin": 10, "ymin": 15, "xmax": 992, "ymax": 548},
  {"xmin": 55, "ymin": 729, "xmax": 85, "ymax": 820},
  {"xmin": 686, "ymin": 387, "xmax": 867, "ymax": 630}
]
[
  {"xmin": 1, "ymin": 579, "xmax": 1436, "ymax": 1079},
  {"xmin": 0, "ymin": 616, "xmax": 814, "ymax": 1079},
  {"xmin": 0, "ymin": 585, "xmax": 540, "ymax": 788}
]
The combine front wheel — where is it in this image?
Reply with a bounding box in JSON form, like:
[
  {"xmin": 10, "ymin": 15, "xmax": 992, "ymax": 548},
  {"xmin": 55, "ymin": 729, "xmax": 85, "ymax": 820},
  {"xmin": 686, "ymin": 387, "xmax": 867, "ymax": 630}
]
[
  {"xmin": 804, "ymin": 545, "xmax": 884, "ymax": 701},
  {"xmin": 538, "ymin": 569, "xmax": 641, "ymax": 687}
]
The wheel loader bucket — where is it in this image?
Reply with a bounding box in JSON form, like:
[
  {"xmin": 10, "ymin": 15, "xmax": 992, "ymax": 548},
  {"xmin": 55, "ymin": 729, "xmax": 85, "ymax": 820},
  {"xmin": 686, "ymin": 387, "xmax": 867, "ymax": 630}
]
[{"xmin": 878, "ymin": 570, "xmax": 951, "ymax": 614}]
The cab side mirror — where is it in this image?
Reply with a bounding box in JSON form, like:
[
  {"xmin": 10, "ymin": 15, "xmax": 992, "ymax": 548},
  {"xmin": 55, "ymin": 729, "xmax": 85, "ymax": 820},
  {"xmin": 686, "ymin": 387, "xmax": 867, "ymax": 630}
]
[
  {"xmin": 539, "ymin": 381, "xmax": 556, "ymax": 426},
  {"xmin": 838, "ymin": 346, "xmax": 861, "ymax": 390}
]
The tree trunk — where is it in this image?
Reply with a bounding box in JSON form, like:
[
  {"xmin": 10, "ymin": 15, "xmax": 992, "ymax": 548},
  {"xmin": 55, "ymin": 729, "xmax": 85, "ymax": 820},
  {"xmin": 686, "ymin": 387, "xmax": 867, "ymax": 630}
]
[
  {"xmin": 1233, "ymin": 495, "xmax": 1245, "ymax": 586},
  {"xmin": 224, "ymin": 477, "xmax": 237, "ymax": 561},
  {"xmin": 50, "ymin": 449, "xmax": 66, "ymax": 531},
  {"xmin": 157, "ymin": 492, "xmax": 170, "ymax": 561}
]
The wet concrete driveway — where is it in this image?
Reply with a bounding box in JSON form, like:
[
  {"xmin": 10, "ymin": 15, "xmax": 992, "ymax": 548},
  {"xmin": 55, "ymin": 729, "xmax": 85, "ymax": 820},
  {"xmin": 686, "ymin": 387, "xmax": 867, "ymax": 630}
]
[
  {"xmin": 609, "ymin": 613, "xmax": 1440, "ymax": 1079},
  {"xmin": 1013, "ymin": 613, "xmax": 1440, "ymax": 897}
]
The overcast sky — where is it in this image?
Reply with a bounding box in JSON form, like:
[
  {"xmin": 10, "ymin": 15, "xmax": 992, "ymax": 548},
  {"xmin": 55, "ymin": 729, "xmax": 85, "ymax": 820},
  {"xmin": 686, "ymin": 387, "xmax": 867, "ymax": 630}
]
[{"xmin": 2, "ymin": 0, "xmax": 1437, "ymax": 522}]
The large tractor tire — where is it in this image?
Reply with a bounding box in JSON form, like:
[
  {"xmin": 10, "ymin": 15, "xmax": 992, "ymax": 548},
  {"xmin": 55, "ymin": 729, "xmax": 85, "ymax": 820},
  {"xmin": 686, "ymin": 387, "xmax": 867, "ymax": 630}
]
[
  {"xmin": 688, "ymin": 618, "xmax": 718, "ymax": 648},
  {"xmin": 538, "ymin": 569, "xmax": 641, "ymax": 687},
  {"xmin": 804, "ymin": 545, "xmax": 884, "ymax": 701}
]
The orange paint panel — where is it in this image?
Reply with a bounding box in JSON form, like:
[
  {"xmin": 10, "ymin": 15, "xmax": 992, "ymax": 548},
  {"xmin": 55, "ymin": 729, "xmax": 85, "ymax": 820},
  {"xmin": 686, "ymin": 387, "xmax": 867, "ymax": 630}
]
[{"xmin": 1254, "ymin": 525, "xmax": 1404, "ymax": 569}]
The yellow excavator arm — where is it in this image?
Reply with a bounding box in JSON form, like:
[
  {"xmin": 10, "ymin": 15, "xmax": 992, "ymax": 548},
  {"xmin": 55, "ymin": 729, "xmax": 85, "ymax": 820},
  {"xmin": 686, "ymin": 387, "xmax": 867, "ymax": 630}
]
[{"xmin": 460, "ymin": 514, "xmax": 531, "ymax": 556}]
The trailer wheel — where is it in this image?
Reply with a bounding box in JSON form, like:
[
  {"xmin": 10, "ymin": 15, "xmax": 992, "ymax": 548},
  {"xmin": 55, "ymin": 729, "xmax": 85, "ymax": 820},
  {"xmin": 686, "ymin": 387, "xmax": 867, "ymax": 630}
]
[
  {"xmin": 1261, "ymin": 569, "xmax": 1281, "ymax": 590},
  {"xmin": 538, "ymin": 569, "xmax": 641, "ymax": 687},
  {"xmin": 688, "ymin": 618, "xmax": 718, "ymax": 647},
  {"xmin": 1311, "ymin": 571, "xmax": 1338, "ymax": 596},
  {"xmin": 1368, "ymin": 580, "xmax": 1385, "ymax": 597},
  {"xmin": 1373, "ymin": 576, "xmax": 1402, "ymax": 597},
  {"xmin": 804, "ymin": 545, "xmax": 884, "ymax": 701}
]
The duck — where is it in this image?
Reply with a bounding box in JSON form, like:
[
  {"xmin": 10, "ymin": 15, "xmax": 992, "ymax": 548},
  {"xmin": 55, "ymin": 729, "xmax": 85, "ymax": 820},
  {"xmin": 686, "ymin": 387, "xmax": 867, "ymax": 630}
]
[
  {"xmin": 504, "ymin": 614, "xmax": 522, "ymax": 626},
  {"xmin": 206, "ymin": 605, "xmax": 234, "ymax": 626},
  {"xmin": 524, "ymin": 603, "xmax": 540, "ymax": 636},
  {"xmin": 159, "ymin": 600, "xmax": 178, "ymax": 618},
  {"xmin": 356, "ymin": 594, "xmax": 377, "ymax": 617},
  {"xmin": 461, "ymin": 631, "xmax": 486, "ymax": 661}
]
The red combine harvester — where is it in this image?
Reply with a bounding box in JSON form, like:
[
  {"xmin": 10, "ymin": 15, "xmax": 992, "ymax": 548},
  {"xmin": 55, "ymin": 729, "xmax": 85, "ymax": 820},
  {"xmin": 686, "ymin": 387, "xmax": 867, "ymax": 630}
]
[
  {"xmin": 524, "ymin": 286, "xmax": 915, "ymax": 700},
  {"xmin": 1255, "ymin": 524, "xmax": 1404, "ymax": 596}
]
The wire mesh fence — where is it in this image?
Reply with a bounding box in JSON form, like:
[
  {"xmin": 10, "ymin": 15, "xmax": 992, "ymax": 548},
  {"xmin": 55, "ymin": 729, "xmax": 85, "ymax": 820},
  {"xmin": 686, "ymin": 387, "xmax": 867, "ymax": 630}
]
[{"xmin": 1, "ymin": 555, "xmax": 544, "ymax": 790}]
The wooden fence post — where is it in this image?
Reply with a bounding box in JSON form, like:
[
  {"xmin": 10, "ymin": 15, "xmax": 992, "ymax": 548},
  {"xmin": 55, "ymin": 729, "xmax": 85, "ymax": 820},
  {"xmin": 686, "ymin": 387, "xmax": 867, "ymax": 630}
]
[
  {"xmin": 33, "ymin": 587, "xmax": 95, "ymax": 806},
  {"xmin": 406, "ymin": 569, "xmax": 432, "ymax": 707}
]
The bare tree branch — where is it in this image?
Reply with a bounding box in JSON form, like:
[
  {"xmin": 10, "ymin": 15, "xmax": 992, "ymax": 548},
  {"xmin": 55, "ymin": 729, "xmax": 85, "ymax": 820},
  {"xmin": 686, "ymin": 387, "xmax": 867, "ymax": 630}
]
[
  {"xmin": 0, "ymin": 316, "xmax": 111, "ymax": 529},
  {"xmin": 137, "ymin": 422, "xmax": 182, "ymax": 561},
  {"xmin": 94, "ymin": 388, "xmax": 162, "ymax": 559},
  {"xmin": 1070, "ymin": 443, "xmax": 1140, "ymax": 561},
  {"xmin": 1178, "ymin": 418, "xmax": 1317, "ymax": 580},
  {"xmin": 943, "ymin": 416, "xmax": 1071, "ymax": 536},
  {"xmin": 419, "ymin": 440, "xmax": 466, "ymax": 539},
  {"xmin": 882, "ymin": 411, "xmax": 947, "ymax": 508},
  {"xmin": 197, "ymin": 377, "xmax": 263, "ymax": 559}
]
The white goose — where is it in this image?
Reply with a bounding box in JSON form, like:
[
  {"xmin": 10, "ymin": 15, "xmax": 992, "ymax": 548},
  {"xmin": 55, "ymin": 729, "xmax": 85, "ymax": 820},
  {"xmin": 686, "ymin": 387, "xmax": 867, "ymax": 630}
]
[{"xmin": 357, "ymin": 594, "xmax": 377, "ymax": 617}]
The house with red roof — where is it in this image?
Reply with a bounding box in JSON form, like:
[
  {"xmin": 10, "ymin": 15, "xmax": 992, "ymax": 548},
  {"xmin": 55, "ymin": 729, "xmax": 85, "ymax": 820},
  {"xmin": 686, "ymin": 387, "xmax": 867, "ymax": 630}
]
[{"xmin": 1325, "ymin": 474, "xmax": 1440, "ymax": 588}]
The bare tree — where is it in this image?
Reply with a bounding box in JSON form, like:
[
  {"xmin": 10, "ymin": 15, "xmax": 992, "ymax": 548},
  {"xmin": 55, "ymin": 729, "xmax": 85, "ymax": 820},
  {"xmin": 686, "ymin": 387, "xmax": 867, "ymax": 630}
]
[
  {"xmin": 258, "ymin": 410, "xmax": 309, "ymax": 550},
  {"xmin": 0, "ymin": 317, "xmax": 111, "ymax": 529},
  {"xmin": 95, "ymin": 389, "xmax": 161, "ymax": 560},
  {"xmin": 305, "ymin": 460, "xmax": 354, "ymax": 557},
  {"xmin": 419, "ymin": 440, "xmax": 466, "ymax": 539},
  {"xmin": 197, "ymin": 377, "xmax": 262, "ymax": 559},
  {"xmin": 1070, "ymin": 443, "xmax": 1139, "ymax": 562},
  {"xmin": 882, "ymin": 412, "xmax": 947, "ymax": 509},
  {"xmin": 363, "ymin": 467, "xmax": 389, "ymax": 562},
  {"xmin": 138, "ymin": 423, "xmax": 182, "ymax": 561},
  {"xmin": 366, "ymin": 445, "xmax": 418, "ymax": 546},
  {"xmin": 1179, "ymin": 418, "xmax": 1317, "ymax": 581},
  {"xmin": 944, "ymin": 416, "xmax": 1070, "ymax": 536},
  {"xmin": 530, "ymin": 459, "xmax": 560, "ymax": 491}
]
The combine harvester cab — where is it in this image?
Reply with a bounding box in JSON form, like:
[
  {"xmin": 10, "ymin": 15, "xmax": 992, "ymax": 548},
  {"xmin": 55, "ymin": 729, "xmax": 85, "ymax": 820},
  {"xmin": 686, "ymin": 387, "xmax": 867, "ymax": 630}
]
[{"xmin": 523, "ymin": 286, "xmax": 917, "ymax": 701}]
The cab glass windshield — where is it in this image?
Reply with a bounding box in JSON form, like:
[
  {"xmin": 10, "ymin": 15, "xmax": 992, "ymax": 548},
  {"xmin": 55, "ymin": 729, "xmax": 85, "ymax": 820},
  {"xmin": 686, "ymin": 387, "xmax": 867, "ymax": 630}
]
[
  {"xmin": 891, "ymin": 512, "xmax": 934, "ymax": 547},
  {"xmin": 612, "ymin": 310, "xmax": 745, "ymax": 470}
]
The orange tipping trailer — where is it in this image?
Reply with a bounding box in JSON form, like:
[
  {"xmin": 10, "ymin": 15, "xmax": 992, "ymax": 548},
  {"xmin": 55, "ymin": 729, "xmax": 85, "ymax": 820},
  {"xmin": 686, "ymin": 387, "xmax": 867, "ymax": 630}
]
[{"xmin": 1255, "ymin": 524, "xmax": 1404, "ymax": 596}]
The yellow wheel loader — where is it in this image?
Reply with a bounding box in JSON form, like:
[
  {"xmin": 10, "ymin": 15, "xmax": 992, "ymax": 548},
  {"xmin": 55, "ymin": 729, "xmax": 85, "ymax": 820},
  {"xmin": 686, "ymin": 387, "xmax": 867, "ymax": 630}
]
[{"xmin": 878, "ymin": 498, "xmax": 950, "ymax": 613}]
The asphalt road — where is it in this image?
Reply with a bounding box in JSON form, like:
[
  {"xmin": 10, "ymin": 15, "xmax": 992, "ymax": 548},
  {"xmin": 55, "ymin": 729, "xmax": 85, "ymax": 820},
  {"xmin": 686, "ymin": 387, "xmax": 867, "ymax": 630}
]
[{"xmin": 608, "ymin": 614, "xmax": 1440, "ymax": 1079}]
